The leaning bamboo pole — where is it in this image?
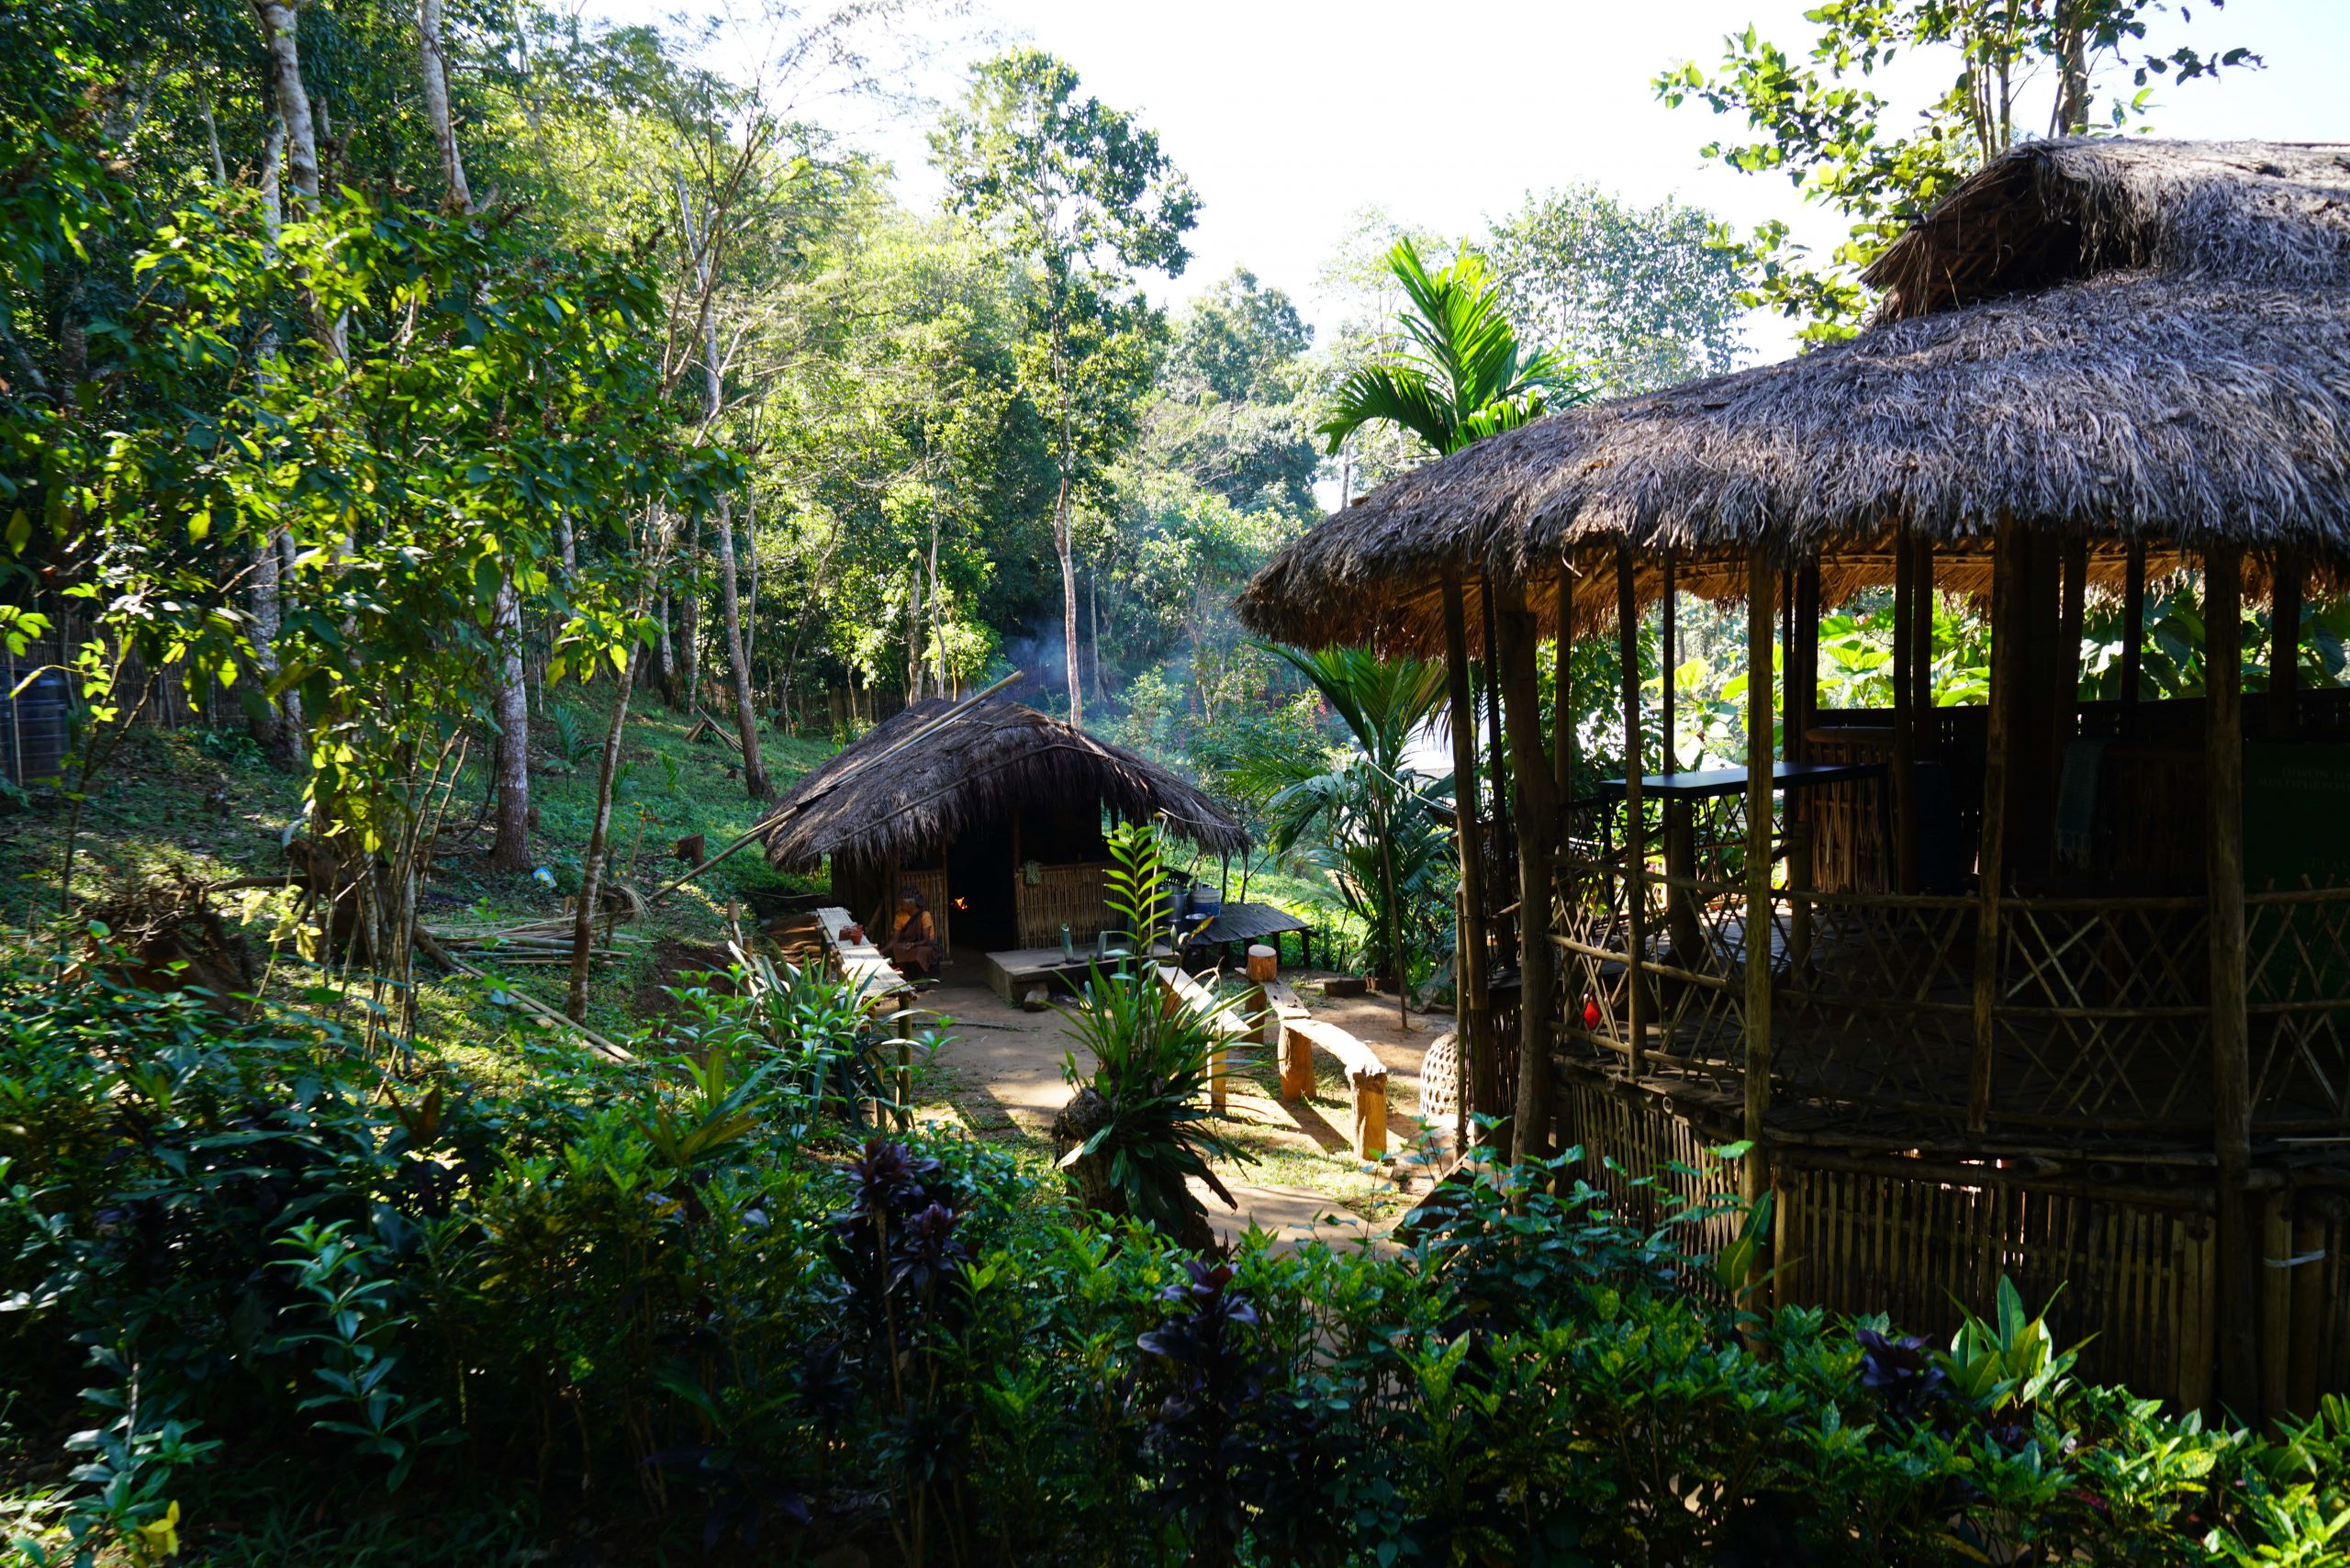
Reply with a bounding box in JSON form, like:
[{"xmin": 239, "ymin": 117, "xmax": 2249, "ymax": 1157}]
[{"xmin": 648, "ymin": 670, "xmax": 1020, "ymax": 903}]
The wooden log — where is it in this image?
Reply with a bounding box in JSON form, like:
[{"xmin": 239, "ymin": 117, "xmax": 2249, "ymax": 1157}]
[
  {"xmin": 1617, "ymin": 543, "xmax": 1649, "ymax": 1082},
  {"xmin": 2261, "ymin": 1187, "xmax": 2292, "ymax": 1421},
  {"xmin": 1441, "ymin": 575, "xmax": 1495, "ymax": 1145},
  {"xmin": 2288, "ymin": 1204, "xmax": 2325, "ymax": 1417},
  {"xmin": 1498, "ymin": 576, "xmax": 1560, "ymax": 1161},
  {"xmin": 1970, "ymin": 521, "xmax": 2020, "ymax": 1133},
  {"xmin": 1742, "ymin": 555, "xmax": 1775, "ymax": 1226},
  {"xmin": 2205, "ymin": 543, "xmax": 2258, "ymax": 1417}
]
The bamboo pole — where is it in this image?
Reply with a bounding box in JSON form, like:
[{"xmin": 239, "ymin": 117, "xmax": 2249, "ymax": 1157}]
[
  {"xmin": 2121, "ymin": 539, "xmax": 2147, "ymax": 727},
  {"xmin": 2271, "ymin": 548, "xmax": 2302, "ymax": 741},
  {"xmin": 1442, "ymin": 575, "xmax": 1496, "ymax": 1144},
  {"xmin": 1554, "ymin": 568, "xmax": 1575, "ymax": 803},
  {"xmin": 1743, "ymin": 555, "xmax": 1775, "ymax": 1220},
  {"xmin": 1892, "ymin": 532, "xmax": 1918, "ymax": 893},
  {"xmin": 1498, "ymin": 577, "xmax": 1560, "ymax": 1163},
  {"xmin": 1969, "ymin": 521, "xmax": 2020, "ymax": 1133},
  {"xmin": 1660, "ymin": 550, "xmax": 1677, "ymax": 772},
  {"xmin": 2205, "ymin": 543, "xmax": 2258, "ymax": 1418},
  {"xmin": 2060, "ymin": 538, "xmax": 2088, "ymax": 752},
  {"xmin": 1910, "ymin": 536, "xmax": 1934, "ymax": 732},
  {"xmin": 1617, "ymin": 543, "xmax": 1648, "ymax": 1083}
]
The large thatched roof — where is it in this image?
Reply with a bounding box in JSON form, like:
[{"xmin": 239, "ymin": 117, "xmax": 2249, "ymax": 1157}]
[
  {"xmin": 1237, "ymin": 139, "xmax": 2350, "ymax": 655},
  {"xmin": 757, "ymin": 698, "xmax": 1246, "ymax": 874}
]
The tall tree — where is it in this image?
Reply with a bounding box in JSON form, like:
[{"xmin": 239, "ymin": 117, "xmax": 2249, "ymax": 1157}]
[
  {"xmin": 932, "ymin": 49, "xmax": 1196, "ymax": 728},
  {"xmin": 1145, "ymin": 268, "xmax": 1319, "ymax": 515},
  {"xmin": 1657, "ymin": 1, "xmax": 2255, "ymax": 341},
  {"xmin": 1484, "ymin": 185, "xmax": 1744, "ymax": 397}
]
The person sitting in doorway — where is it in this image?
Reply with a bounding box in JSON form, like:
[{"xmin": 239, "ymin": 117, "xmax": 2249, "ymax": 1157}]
[{"xmin": 878, "ymin": 886, "xmax": 940, "ymax": 980}]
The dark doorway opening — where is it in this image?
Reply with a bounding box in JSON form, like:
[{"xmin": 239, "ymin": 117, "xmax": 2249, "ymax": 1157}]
[{"xmin": 946, "ymin": 812, "xmax": 1018, "ymax": 952}]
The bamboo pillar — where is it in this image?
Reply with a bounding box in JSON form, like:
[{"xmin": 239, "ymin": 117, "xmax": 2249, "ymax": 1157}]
[
  {"xmin": 1555, "ymin": 568, "xmax": 1575, "ymax": 802},
  {"xmin": 1742, "ymin": 555, "xmax": 1775, "ymax": 1210},
  {"xmin": 2205, "ymin": 543, "xmax": 2258, "ymax": 1418},
  {"xmin": 1910, "ymin": 535, "xmax": 1935, "ymax": 730},
  {"xmin": 1969, "ymin": 521, "xmax": 2021, "ymax": 1133},
  {"xmin": 2121, "ymin": 539, "xmax": 2147, "ymax": 726},
  {"xmin": 1617, "ymin": 543, "xmax": 1648, "ymax": 1081},
  {"xmin": 2060, "ymin": 538, "xmax": 2088, "ymax": 750},
  {"xmin": 1441, "ymin": 575, "xmax": 1497, "ymax": 1142},
  {"xmin": 1660, "ymin": 551, "xmax": 1677, "ymax": 772},
  {"xmin": 1892, "ymin": 533, "xmax": 1919, "ymax": 892},
  {"xmin": 1792, "ymin": 562, "xmax": 1821, "ymax": 762},
  {"xmin": 1498, "ymin": 577, "xmax": 1559, "ymax": 1162},
  {"xmin": 2271, "ymin": 548, "xmax": 2303, "ymax": 741},
  {"xmin": 1789, "ymin": 559, "xmax": 1820, "ymax": 973},
  {"xmin": 1481, "ymin": 573, "xmax": 1511, "ymax": 856}
]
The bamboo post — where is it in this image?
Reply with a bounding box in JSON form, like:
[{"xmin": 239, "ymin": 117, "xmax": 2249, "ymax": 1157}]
[
  {"xmin": 1617, "ymin": 543, "xmax": 1648, "ymax": 1082},
  {"xmin": 895, "ymin": 1000, "xmax": 914, "ymax": 1131},
  {"xmin": 2205, "ymin": 543, "xmax": 2258, "ymax": 1418},
  {"xmin": 2261, "ymin": 1189, "xmax": 2293, "ymax": 1421},
  {"xmin": 1969, "ymin": 521, "xmax": 2021, "ymax": 1133},
  {"xmin": 1892, "ymin": 532, "xmax": 1918, "ymax": 893},
  {"xmin": 1660, "ymin": 550, "xmax": 1677, "ymax": 773},
  {"xmin": 1554, "ymin": 568, "xmax": 1575, "ymax": 803},
  {"xmin": 1910, "ymin": 536, "xmax": 1935, "ymax": 730},
  {"xmin": 2288, "ymin": 1203, "xmax": 2325, "ymax": 1417},
  {"xmin": 1498, "ymin": 577, "xmax": 1561, "ymax": 1162},
  {"xmin": 1742, "ymin": 555, "xmax": 1776, "ymax": 1217},
  {"xmin": 1442, "ymin": 575, "xmax": 1496, "ymax": 1140},
  {"xmin": 2121, "ymin": 539, "xmax": 2147, "ymax": 730},
  {"xmin": 2060, "ymin": 538, "xmax": 2088, "ymax": 750},
  {"xmin": 2271, "ymin": 548, "xmax": 2302, "ymax": 741}
]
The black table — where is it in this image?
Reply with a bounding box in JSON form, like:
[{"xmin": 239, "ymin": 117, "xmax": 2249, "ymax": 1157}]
[
  {"xmin": 1586, "ymin": 761, "xmax": 1886, "ymax": 965},
  {"xmin": 1587, "ymin": 759, "xmax": 1885, "ymax": 803}
]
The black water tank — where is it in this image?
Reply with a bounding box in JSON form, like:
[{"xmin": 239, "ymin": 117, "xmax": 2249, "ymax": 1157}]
[{"xmin": 0, "ymin": 669, "xmax": 71, "ymax": 786}]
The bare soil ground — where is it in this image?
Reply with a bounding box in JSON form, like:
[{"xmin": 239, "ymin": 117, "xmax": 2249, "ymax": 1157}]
[{"xmin": 906, "ymin": 955, "xmax": 1453, "ymax": 1247}]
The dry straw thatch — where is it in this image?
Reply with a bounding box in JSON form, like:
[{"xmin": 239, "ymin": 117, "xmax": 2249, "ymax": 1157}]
[
  {"xmin": 756, "ymin": 697, "xmax": 1246, "ymax": 874},
  {"xmin": 1237, "ymin": 139, "xmax": 2350, "ymax": 655}
]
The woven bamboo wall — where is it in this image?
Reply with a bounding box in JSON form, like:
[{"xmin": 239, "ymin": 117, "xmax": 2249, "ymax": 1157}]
[{"xmin": 1015, "ymin": 862, "xmax": 1112, "ymax": 948}]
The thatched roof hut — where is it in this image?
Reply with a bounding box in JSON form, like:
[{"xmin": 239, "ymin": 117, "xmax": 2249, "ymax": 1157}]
[
  {"xmin": 1237, "ymin": 138, "xmax": 2350, "ymax": 654},
  {"xmin": 758, "ymin": 698, "xmax": 1246, "ymax": 875}
]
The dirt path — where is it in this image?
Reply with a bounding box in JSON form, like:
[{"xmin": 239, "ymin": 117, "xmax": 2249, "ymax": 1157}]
[{"xmin": 907, "ymin": 956, "xmax": 1453, "ymax": 1248}]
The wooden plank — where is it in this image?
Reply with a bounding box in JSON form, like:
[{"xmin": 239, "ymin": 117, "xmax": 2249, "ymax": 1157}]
[
  {"xmin": 1281, "ymin": 1015, "xmax": 1390, "ymax": 1160},
  {"xmin": 815, "ymin": 905, "xmax": 913, "ymax": 1007}
]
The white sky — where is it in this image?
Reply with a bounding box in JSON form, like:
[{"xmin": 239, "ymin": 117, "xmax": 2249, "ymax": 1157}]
[{"xmin": 587, "ymin": 0, "xmax": 2348, "ymax": 364}]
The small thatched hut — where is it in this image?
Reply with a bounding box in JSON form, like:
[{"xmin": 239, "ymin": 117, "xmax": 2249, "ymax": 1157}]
[
  {"xmin": 757, "ymin": 698, "xmax": 1245, "ymax": 955},
  {"xmin": 1239, "ymin": 139, "xmax": 2350, "ymax": 1420}
]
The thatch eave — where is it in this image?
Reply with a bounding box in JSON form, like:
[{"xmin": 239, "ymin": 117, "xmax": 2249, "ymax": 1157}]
[{"xmin": 755, "ymin": 699, "xmax": 1247, "ymax": 874}]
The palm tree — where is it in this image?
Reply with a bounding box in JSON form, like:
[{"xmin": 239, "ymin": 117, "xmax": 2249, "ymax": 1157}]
[
  {"xmin": 1235, "ymin": 644, "xmax": 1449, "ymax": 1026},
  {"xmin": 1317, "ymin": 238, "xmax": 1579, "ymax": 460}
]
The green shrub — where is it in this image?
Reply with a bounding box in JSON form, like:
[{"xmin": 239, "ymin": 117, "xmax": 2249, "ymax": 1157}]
[{"xmin": 4, "ymin": 967, "xmax": 2349, "ymax": 1565}]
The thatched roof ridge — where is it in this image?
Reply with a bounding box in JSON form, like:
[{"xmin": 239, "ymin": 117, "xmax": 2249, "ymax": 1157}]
[
  {"xmin": 757, "ymin": 698, "xmax": 1245, "ymax": 873},
  {"xmin": 1237, "ymin": 140, "xmax": 2350, "ymax": 655},
  {"xmin": 1867, "ymin": 138, "xmax": 2350, "ymax": 322}
]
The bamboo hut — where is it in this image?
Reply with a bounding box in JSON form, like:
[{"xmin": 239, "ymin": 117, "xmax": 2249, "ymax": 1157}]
[
  {"xmin": 1238, "ymin": 139, "xmax": 2350, "ymax": 1419},
  {"xmin": 756, "ymin": 697, "xmax": 1246, "ymax": 955}
]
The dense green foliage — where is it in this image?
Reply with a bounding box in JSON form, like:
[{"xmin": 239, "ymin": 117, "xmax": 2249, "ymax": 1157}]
[{"xmin": 6, "ymin": 973, "xmax": 2350, "ymax": 1564}]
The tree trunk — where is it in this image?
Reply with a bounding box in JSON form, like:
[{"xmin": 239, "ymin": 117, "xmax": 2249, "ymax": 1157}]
[
  {"xmin": 1496, "ymin": 581, "xmax": 1558, "ymax": 1160},
  {"xmin": 679, "ymin": 521, "xmax": 700, "ymax": 712},
  {"xmin": 487, "ymin": 570, "xmax": 532, "ymax": 868},
  {"xmin": 650, "ymin": 588, "xmax": 674, "ymax": 699},
  {"xmin": 417, "ymin": 0, "xmax": 472, "ymax": 211},
  {"xmin": 714, "ymin": 497, "xmax": 768, "ymax": 798},
  {"xmin": 246, "ymin": 534, "xmax": 296, "ymax": 763},
  {"xmin": 567, "ymin": 644, "xmax": 639, "ymax": 1021},
  {"xmin": 1054, "ymin": 476, "xmax": 1080, "ymax": 728},
  {"xmin": 252, "ymin": 3, "xmax": 319, "ymax": 210}
]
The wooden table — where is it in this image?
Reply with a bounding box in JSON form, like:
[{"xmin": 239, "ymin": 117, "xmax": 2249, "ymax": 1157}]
[{"xmin": 984, "ymin": 941, "xmax": 1174, "ymax": 1002}]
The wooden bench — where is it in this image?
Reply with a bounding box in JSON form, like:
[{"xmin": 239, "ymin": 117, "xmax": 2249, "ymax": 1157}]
[
  {"xmin": 1154, "ymin": 965, "xmax": 1259, "ymax": 1116},
  {"xmin": 813, "ymin": 907, "xmax": 917, "ymax": 1127},
  {"xmin": 1261, "ymin": 985, "xmax": 1388, "ymax": 1161}
]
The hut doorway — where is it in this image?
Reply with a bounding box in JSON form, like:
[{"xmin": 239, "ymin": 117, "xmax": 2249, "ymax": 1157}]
[{"xmin": 946, "ymin": 822, "xmax": 1017, "ymax": 953}]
